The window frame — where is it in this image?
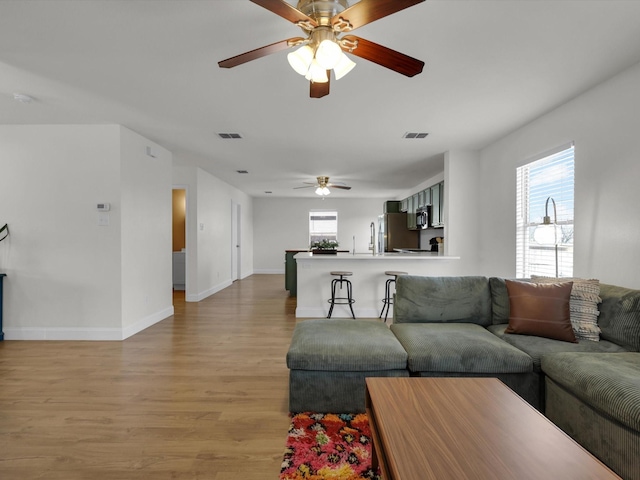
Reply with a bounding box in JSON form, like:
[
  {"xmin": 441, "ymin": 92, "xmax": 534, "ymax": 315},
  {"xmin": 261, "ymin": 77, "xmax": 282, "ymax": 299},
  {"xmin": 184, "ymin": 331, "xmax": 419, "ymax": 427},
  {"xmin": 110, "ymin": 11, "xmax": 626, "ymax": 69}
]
[
  {"xmin": 309, "ymin": 210, "xmax": 338, "ymax": 246},
  {"xmin": 516, "ymin": 143, "xmax": 575, "ymax": 278}
]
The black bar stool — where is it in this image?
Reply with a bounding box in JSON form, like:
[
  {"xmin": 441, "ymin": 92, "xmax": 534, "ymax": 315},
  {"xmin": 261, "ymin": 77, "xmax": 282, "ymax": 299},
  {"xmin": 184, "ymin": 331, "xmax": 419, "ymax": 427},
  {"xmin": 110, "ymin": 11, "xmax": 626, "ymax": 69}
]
[
  {"xmin": 327, "ymin": 271, "xmax": 355, "ymax": 319},
  {"xmin": 380, "ymin": 270, "xmax": 407, "ymax": 322}
]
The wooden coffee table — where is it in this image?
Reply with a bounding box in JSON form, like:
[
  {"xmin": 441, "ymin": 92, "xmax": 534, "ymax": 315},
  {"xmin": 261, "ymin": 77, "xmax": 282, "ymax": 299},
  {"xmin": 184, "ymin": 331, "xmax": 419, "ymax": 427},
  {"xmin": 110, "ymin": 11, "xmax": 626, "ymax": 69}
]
[{"xmin": 365, "ymin": 377, "xmax": 621, "ymax": 479}]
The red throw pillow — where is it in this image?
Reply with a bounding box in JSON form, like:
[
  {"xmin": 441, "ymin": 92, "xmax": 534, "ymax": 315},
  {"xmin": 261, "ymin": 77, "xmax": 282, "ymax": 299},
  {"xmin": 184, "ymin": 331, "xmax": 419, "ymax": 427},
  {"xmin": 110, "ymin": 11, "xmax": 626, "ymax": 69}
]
[{"xmin": 505, "ymin": 280, "xmax": 577, "ymax": 343}]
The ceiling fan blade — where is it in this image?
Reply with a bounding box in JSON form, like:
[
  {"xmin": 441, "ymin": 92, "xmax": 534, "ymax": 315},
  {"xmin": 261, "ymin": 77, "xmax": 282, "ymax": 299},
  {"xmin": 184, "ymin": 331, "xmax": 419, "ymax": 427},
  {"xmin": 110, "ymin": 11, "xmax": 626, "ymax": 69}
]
[
  {"xmin": 250, "ymin": 0, "xmax": 318, "ymax": 27},
  {"xmin": 334, "ymin": 0, "xmax": 425, "ymax": 31},
  {"xmin": 310, "ymin": 74, "xmax": 331, "ymax": 98},
  {"xmin": 341, "ymin": 35, "xmax": 424, "ymax": 77},
  {"xmin": 218, "ymin": 37, "xmax": 305, "ymax": 68},
  {"xmin": 330, "ymin": 185, "xmax": 352, "ymax": 190},
  {"xmin": 293, "ymin": 185, "xmax": 315, "ymax": 189}
]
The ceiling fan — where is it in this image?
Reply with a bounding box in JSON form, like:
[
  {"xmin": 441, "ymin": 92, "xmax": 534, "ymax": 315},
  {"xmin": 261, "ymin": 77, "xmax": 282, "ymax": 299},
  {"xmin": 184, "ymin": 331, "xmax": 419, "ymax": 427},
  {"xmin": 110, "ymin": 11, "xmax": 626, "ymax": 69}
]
[
  {"xmin": 218, "ymin": 0, "xmax": 425, "ymax": 98},
  {"xmin": 294, "ymin": 176, "xmax": 352, "ymax": 195}
]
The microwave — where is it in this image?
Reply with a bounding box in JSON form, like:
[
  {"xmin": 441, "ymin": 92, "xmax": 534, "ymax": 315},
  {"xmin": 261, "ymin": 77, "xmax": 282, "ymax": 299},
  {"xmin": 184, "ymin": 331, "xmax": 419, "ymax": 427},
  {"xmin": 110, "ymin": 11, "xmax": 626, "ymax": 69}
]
[{"xmin": 416, "ymin": 206, "xmax": 431, "ymax": 229}]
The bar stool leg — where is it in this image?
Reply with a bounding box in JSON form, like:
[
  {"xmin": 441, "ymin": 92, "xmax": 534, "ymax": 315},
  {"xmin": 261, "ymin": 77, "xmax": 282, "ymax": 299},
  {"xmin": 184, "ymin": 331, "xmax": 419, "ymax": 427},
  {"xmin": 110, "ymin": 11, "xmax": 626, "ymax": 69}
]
[
  {"xmin": 346, "ymin": 279, "xmax": 355, "ymax": 319},
  {"xmin": 379, "ymin": 278, "xmax": 392, "ymax": 319},
  {"xmin": 383, "ymin": 277, "xmax": 395, "ymax": 322},
  {"xmin": 327, "ymin": 278, "xmax": 338, "ymax": 318}
]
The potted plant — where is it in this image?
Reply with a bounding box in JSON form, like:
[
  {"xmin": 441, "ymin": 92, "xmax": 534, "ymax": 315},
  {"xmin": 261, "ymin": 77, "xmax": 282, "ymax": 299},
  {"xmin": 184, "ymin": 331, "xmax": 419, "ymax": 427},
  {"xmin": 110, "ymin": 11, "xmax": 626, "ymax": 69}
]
[{"xmin": 310, "ymin": 239, "xmax": 339, "ymax": 254}]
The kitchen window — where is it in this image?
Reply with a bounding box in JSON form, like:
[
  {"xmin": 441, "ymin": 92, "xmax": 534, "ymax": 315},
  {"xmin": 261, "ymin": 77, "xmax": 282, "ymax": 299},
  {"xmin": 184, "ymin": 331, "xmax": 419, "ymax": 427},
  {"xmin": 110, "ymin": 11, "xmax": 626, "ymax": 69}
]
[
  {"xmin": 309, "ymin": 210, "xmax": 338, "ymax": 245},
  {"xmin": 516, "ymin": 144, "xmax": 574, "ymax": 278}
]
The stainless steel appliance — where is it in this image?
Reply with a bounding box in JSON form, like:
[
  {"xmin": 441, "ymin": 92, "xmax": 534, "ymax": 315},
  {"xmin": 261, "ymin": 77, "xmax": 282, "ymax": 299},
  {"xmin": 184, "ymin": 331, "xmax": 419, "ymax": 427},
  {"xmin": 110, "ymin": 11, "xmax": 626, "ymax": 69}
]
[
  {"xmin": 378, "ymin": 213, "xmax": 419, "ymax": 252},
  {"xmin": 416, "ymin": 206, "xmax": 431, "ymax": 230}
]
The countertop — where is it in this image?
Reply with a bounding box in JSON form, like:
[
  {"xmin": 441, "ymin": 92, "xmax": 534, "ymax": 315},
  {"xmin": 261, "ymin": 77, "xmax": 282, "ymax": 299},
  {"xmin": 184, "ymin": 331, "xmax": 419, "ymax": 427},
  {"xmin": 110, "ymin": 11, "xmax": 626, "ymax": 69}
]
[{"xmin": 294, "ymin": 252, "xmax": 459, "ymax": 260}]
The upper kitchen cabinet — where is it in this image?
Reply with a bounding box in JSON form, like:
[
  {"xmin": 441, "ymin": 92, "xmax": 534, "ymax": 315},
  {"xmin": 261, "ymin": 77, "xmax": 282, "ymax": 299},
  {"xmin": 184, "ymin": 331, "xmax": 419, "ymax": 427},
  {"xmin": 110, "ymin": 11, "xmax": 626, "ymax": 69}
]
[
  {"xmin": 406, "ymin": 195, "xmax": 416, "ymax": 229},
  {"xmin": 418, "ymin": 188, "xmax": 431, "ymax": 209},
  {"xmin": 400, "ymin": 198, "xmax": 408, "ymax": 212},
  {"xmin": 430, "ymin": 181, "xmax": 445, "ymax": 228}
]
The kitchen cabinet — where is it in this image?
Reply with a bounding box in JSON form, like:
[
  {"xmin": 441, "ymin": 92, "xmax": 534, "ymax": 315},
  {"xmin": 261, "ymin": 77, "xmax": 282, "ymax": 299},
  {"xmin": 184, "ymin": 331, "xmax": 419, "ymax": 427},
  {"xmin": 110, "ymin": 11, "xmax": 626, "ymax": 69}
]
[
  {"xmin": 419, "ymin": 188, "xmax": 431, "ymax": 208},
  {"xmin": 406, "ymin": 194, "xmax": 418, "ymax": 229},
  {"xmin": 383, "ymin": 200, "xmax": 401, "ymax": 213},
  {"xmin": 430, "ymin": 182, "xmax": 445, "ymax": 227},
  {"xmin": 285, "ymin": 250, "xmax": 306, "ymax": 296},
  {"xmin": 400, "ymin": 198, "xmax": 408, "ymax": 212}
]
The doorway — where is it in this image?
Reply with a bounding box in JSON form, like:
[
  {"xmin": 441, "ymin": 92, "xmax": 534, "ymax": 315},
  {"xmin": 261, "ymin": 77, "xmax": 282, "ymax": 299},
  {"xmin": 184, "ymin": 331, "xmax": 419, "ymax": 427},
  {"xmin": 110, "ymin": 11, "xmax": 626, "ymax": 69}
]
[
  {"xmin": 172, "ymin": 188, "xmax": 187, "ymax": 295},
  {"xmin": 231, "ymin": 201, "xmax": 241, "ymax": 281}
]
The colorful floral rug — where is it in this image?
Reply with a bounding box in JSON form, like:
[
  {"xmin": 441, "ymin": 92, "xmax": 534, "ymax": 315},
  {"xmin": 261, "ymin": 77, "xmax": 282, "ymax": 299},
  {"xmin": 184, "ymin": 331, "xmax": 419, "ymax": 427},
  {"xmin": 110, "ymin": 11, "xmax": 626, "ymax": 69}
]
[{"xmin": 280, "ymin": 412, "xmax": 381, "ymax": 480}]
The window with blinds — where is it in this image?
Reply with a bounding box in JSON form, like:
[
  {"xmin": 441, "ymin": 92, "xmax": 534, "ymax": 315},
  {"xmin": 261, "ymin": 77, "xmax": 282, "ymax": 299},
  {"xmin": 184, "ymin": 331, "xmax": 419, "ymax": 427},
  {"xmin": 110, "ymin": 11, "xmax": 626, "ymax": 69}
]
[
  {"xmin": 309, "ymin": 211, "xmax": 338, "ymax": 245},
  {"xmin": 516, "ymin": 144, "xmax": 574, "ymax": 278}
]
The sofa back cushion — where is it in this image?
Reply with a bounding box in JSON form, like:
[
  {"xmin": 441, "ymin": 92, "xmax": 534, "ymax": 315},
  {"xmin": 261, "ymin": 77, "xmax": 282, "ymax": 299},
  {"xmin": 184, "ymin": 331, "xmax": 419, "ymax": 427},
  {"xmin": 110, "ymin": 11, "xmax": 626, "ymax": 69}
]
[
  {"xmin": 598, "ymin": 283, "xmax": 640, "ymax": 352},
  {"xmin": 489, "ymin": 277, "xmax": 511, "ymax": 325},
  {"xmin": 394, "ymin": 275, "xmax": 492, "ymax": 326}
]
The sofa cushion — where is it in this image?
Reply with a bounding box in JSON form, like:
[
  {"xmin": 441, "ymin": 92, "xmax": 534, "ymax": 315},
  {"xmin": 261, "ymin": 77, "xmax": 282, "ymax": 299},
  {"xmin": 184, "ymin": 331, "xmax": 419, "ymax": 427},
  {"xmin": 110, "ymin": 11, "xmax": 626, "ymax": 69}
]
[
  {"xmin": 286, "ymin": 319, "xmax": 407, "ymax": 372},
  {"xmin": 394, "ymin": 275, "xmax": 492, "ymax": 326},
  {"xmin": 390, "ymin": 323, "xmax": 533, "ymax": 374},
  {"xmin": 488, "ymin": 324, "xmax": 628, "ymax": 371},
  {"xmin": 489, "ymin": 277, "xmax": 511, "ymax": 325},
  {"xmin": 598, "ymin": 283, "xmax": 640, "ymax": 352},
  {"xmin": 541, "ymin": 352, "xmax": 640, "ymax": 432},
  {"xmin": 532, "ymin": 276, "xmax": 602, "ymax": 342},
  {"xmin": 505, "ymin": 280, "xmax": 576, "ymax": 343}
]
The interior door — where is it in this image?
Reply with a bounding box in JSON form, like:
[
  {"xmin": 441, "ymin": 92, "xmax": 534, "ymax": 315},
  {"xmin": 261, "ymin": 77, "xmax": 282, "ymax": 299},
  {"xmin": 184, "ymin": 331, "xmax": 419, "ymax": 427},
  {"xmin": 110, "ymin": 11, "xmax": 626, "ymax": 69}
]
[{"xmin": 231, "ymin": 201, "xmax": 241, "ymax": 281}]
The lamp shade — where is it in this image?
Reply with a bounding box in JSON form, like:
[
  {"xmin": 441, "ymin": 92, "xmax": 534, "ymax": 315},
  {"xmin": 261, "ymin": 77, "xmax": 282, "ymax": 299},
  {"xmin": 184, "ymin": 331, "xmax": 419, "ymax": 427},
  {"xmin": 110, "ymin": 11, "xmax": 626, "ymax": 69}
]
[
  {"xmin": 315, "ymin": 39, "xmax": 342, "ymax": 70},
  {"xmin": 333, "ymin": 52, "xmax": 356, "ymax": 80},
  {"xmin": 305, "ymin": 59, "xmax": 329, "ymax": 83},
  {"xmin": 315, "ymin": 186, "xmax": 331, "ymax": 196},
  {"xmin": 533, "ymin": 223, "xmax": 562, "ymax": 245},
  {"xmin": 287, "ymin": 45, "xmax": 314, "ymax": 76}
]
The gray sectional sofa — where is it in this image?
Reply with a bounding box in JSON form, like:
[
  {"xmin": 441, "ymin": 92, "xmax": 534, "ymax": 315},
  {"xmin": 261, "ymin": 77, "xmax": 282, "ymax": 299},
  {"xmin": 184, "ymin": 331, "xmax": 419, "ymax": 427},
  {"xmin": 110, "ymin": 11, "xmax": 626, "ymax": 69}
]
[{"xmin": 286, "ymin": 275, "xmax": 640, "ymax": 480}]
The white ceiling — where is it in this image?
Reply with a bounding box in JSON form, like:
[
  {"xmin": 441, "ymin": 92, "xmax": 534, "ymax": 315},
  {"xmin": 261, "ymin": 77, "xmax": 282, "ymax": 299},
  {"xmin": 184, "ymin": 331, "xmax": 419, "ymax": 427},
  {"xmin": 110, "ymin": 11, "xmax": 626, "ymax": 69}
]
[{"xmin": 2, "ymin": 0, "xmax": 640, "ymax": 199}]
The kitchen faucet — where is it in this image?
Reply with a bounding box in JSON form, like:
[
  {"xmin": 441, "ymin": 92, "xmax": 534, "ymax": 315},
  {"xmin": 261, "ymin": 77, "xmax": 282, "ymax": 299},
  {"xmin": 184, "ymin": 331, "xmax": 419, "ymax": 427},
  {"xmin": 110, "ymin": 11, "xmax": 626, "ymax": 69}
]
[{"xmin": 370, "ymin": 222, "xmax": 377, "ymax": 255}]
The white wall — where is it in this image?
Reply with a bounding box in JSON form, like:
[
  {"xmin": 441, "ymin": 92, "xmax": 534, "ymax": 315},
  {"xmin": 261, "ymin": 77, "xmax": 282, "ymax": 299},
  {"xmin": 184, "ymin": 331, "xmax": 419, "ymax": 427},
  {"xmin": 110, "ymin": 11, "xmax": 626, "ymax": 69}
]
[
  {"xmin": 120, "ymin": 127, "xmax": 174, "ymax": 336},
  {"xmin": 252, "ymin": 197, "xmax": 386, "ymax": 273},
  {"xmin": 172, "ymin": 166, "xmax": 253, "ymax": 302},
  {"xmin": 0, "ymin": 125, "xmax": 173, "ymax": 339},
  {"xmin": 443, "ymin": 150, "xmax": 482, "ymax": 275},
  {"xmin": 478, "ymin": 61, "xmax": 640, "ymax": 288}
]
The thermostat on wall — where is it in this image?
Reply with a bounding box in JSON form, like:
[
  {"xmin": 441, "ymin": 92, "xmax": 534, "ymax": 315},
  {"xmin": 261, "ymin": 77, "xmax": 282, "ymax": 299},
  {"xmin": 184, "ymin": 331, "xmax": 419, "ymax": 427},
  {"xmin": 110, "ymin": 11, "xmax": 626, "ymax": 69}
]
[{"xmin": 97, "ymin": 203, "xmax": 111, "ymax": 212}]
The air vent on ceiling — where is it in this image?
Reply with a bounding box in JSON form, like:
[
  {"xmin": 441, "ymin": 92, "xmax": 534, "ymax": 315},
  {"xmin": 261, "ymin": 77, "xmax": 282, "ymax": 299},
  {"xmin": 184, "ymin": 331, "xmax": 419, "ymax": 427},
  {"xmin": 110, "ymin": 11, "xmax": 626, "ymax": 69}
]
[
  {"xmin": 236, "ymin": 170, "xmax": 249, "ymax": 174},
  {"xmin": 218, "ymin": 133, "xmax": 243, "ymax": 139},
  {"xmin": 403, "ymin": 132, "xmax": 429, "ymax": 139}
]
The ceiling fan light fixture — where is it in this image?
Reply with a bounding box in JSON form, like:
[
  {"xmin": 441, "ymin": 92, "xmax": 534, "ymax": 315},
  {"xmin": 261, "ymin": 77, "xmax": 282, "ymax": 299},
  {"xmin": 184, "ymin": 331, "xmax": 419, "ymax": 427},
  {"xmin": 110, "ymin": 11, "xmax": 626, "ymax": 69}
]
[
  {"xmin": 315, "ymin": 39, "xmax": 342, "ymax": 70},
  {"xmin": 305, "ymin": 59, "xmax": 329, "ymax": 83},
  {"xmin": 287, "ymin": 45, "xmax": 314, "ymax": 75},
  {"xmin": 333, "ymin": 52, "xmax": 356, "ymax": 80},
  {"xmin": 315, "ymin": 186, "xmax": 331, "ymax": 196}
]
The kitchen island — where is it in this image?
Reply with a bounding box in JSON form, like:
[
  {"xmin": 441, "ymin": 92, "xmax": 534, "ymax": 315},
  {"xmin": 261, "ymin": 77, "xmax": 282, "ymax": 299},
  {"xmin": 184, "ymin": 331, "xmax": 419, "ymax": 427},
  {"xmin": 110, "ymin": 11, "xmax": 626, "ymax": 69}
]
[{"xmin": 295, "ymin": 252, "xmax": 460, "ymax": 318}]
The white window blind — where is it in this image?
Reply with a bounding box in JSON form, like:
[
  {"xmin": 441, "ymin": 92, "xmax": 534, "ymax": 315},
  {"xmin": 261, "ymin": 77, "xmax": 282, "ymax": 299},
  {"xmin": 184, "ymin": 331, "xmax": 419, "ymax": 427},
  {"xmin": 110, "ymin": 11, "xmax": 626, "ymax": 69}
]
[
  {"xmin": 516, "ymin": 145, "xmax": 574, "ymax": 278},
  {"xmin": 309, "ymin": 211, "xmax": 338, "ymax": 245}
]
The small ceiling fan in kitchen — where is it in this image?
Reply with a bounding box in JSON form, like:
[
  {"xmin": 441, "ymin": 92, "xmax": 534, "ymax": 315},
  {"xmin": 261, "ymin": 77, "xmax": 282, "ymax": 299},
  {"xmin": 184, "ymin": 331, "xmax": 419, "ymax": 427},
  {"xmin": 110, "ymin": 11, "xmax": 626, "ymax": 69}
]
[
  {"xmin": 294, "ymin": 176, "xmax": 351, "ymax": 195},
  {"xmin": 218, "ymin": 0, "xmax": 426, "ymax": 98}
]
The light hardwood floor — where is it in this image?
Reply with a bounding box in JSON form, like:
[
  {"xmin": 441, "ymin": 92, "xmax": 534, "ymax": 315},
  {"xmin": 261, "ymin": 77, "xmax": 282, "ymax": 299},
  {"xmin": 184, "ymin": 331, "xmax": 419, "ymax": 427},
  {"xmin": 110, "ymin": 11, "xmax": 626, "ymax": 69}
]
[{"xmin": 0, "ymin": 275, "xmax": 297, "ymax": 479}]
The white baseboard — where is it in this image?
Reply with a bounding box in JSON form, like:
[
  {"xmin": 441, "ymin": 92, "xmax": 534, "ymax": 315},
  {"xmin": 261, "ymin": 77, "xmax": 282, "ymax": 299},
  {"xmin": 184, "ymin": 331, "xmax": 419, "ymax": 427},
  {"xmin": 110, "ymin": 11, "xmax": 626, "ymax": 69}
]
[
  {"xmin": 4, "ymin": 327, "xmax": 123, "ymax": 341},
  {"xmin": 252, "ymin": 269, "xmax": 285, "ymax": 274},
  {"xmin": 186, "ymin": 279, "xmax": 233, "ymax": 302},
  {"xmin": 122, "ymin": 306, "xmax": 174, "ymax": 340},
  {"xmin": 4, "ymin": 306, "xmax": 175, "ymax": 341}
]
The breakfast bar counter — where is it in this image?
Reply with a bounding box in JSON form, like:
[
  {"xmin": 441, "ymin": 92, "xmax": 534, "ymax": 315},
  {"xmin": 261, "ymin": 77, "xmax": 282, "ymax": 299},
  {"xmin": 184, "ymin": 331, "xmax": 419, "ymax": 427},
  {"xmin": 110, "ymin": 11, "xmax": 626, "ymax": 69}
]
[{"xmin": 295, "ymin": 252, "xmax": 460, "ymax": 318}]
